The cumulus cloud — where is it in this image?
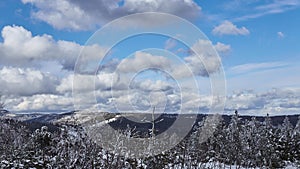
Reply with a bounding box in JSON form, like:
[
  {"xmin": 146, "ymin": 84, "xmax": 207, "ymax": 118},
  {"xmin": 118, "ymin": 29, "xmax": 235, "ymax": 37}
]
[
  {"xmin": 103, "ymin": 89, "xmax": 182, "ymax": 113},
  {"xmin": 0, "ymin": 25, "xmax": 107, "ymax": 70},
  {"xmin": 117, "ymin": 51, "xmax": 171, "ymax": 73},
  {"xmin": 8, "ymin": 94, "xmax": 74, "ymax": 112},
  {"xmin": 0, "ymin": 25, "xmax": 55, "ymax": 66},
  {"xmin": 22, "ymin": 0, "xmax": 202, "ymax": 30},
  {"xmin": 214, "ymin": 42, "xmax": 231, "ymax": 54},
  {"xmin": 57, "ymin": 72, "xmax": 119, "ymax": 94},
  {"xmin": 0, "ymin": 25, "xmax": 113, "ymax": 112},
  {"xmin": 3, "ymin": 24, "xmax": 298, "ymax": 115},
  {"xmin": 113, "ymin": 40, "xmax": 223, "ymax": 79},
  {"xmin": 184, "ymin": 40, "xmax": 222, "ymax": 77},
  {"xmin": 132, "ymin": 79, "xmax": 173, "ymax": 92},
  {"xmin": 212, "ymin": 20, "xmax": 250, "ymax": 36},
  {"xmin": 0, "ymin": 67, "xmax": 58, "ymax": 96}
]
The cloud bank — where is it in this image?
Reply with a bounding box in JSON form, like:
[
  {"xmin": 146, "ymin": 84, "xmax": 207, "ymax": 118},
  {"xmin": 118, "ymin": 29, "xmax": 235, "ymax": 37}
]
[{"xmin": 22, "ymin": 0, "xmax": 202, "ymax": 30}]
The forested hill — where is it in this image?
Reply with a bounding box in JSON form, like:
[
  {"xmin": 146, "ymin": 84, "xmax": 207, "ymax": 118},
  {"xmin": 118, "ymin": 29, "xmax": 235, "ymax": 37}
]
[
  {"xmin": 221, "ymin": 114, "xmax": 300, "ymax": 126},
  {"xmin": 1, "ymin": 111, "xmax": 300, "ymax": 168}
]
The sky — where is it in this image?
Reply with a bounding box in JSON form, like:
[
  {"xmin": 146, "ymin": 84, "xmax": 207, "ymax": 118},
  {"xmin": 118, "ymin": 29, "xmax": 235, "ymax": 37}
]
[{"xmin": 0, "ymin": 0, "xmax": 300, "ymax": 116}]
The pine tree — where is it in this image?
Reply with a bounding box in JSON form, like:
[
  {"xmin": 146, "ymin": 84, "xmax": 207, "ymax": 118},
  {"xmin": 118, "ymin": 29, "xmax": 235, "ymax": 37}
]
[
  {"xmin": 0, "ymin": 119, "xmax": 35, "ymax": 168},
  {"xmin": 241, "ymin": 117, "xmax": 261, "ymax": 168},
  {"xmin": 259, "ymin": 113, "xmax": 281, "ymax": 168},
  {"xmin": 226, "ymin": 110, "xmax": 243, "ymax": 168},
  {"xmin": 292, "ymin": 116, "xmax": 300, "ymax": 166},
  {"xmin": 278, "ymin": 116, "xmax": 294, "ymax": 163}
]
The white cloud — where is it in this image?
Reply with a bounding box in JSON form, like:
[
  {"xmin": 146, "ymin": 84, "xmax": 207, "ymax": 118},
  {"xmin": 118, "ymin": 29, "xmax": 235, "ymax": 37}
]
[
  {"xmin": 226, "ymin": 90, "xmax": 265, "ymax": 112},
  {"xmin": 105, "ymin": 89, "xmax": 198, "ymax": 113},
  {"xmin": 0, "ymin": 25, "xmax": 55, "ymax": 65},
  {"xmin": 22, "ymin": 0, "xmax": 202, "ymax": 30},
  {"xmin": 0, "ymin": 25, "xmax": 107, "ymax": 71},
  {"xmin": 117, "ymin": 51, "xmax": 171, "ymax": 73},
  {"xmin": 184, "ymin": 40, "xmax": 222, "ymax": 77},
  {"xmin": 0, "ymin": 25, "xmax": 112, "ymax": 112},
  {"xmin": 5, "ymin": 84, "xmax": 300, "ymax": 115},
  {"xmin": 277, "ymin": 31, "xmax": 285, "ymax": 38},
  {"xmin": 214, "ymin": 42, "xmax": 231, "ymax": 54},
  {"xmin": 212, "ymin": 20, "xmax": 250, "ymax": 36},
  {"xmin": 57, "ymin": 72, "xmax": 119, "ymax": 94},
  {"xmin": 170, "ymin": 40, "xmax": 224, "ymax": 78},
  {"xmin": 2, "ymin": 63, "xmax": 299, "ymax": 115},
  {"xmin": 9, "ymin": 94, "xmax": 74, "ymax": 112},
  {"xmin": 113, "ymin": 40, "xmax": 223, "ymax": 79},
  {"xmin": 0, "ymin": 67, "xmax": 58, "ymax": 96},
  {"xmin": 22, "ymin": 0, "xmax": 97, "ymax": 30},
  {"xmin": 225, "ymin": 88, "xmax": 300, "ymax": 116},
  {"xmin": 133, "ymin": 79, "xmax": 173, "ymax": 92},
  {"xmin": 2, "ymin": 22, "xmax": 299, "ymax": 115}
]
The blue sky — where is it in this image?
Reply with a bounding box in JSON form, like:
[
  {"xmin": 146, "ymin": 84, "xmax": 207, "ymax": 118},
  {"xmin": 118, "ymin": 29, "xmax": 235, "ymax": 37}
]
[{"xmin": 0, "ymin": 0, "xmax": 299, "ymax": 116}]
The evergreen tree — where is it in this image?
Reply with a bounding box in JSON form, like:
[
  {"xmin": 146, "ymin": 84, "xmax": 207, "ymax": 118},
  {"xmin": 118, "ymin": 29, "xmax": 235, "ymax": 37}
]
[
  {"xmin": 278, "ymin": 116, "xmax": 294, "ymax": 162},
  {"xmin": 259, "ymin": 113, "xmax": 281, "ymax": 168},
  {"xmin": 292, "ymin": 116, "xmax": 300, "ymax": 166},
  {"xmin": 226, "ymin": 110, "xmax": 243, "ymax": 167},
  {"xmin": 241, "ymin": 117, "xmax": 261, "ymax": 168}
]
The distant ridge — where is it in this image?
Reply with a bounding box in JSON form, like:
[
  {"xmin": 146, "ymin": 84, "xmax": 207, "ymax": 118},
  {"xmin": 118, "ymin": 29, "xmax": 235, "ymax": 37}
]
[
  {"xmin": 1, "ymin": 111, "xmax": 300, "ymax": 133},
  {"xmin": 0, "ymin": 109, "xmax": 9, "ymax": 115}
]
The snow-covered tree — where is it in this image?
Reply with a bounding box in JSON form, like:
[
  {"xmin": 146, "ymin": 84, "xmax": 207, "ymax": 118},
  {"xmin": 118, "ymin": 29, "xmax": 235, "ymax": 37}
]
[
  {"xmin": 226, "ymin": 110, "xmax": 243, "ymax": 167},
  {"xmin": 278, "ymin": 116, "xmax": 294, "ymax": 163},
  {"xmin": 2, "ymin": 111, "xmax": 300, "ymax": 168},
  {"xmin": 0, "ymin": 119, "xmax": 32, "ymax": 168},
  {"xmin": 292, "ymin": 116, "xmax": 300, "ymax": 165},
  {"xmin": 240, "ymin": 117, "xmax": 261, "ymax": 167},
  {"xmin": 50, "ymin": 125, "xmax": 99, "ymax": 168},
  {"xmin": 258, "ymin": 114, "xmax": 281, "ymax": 168}
]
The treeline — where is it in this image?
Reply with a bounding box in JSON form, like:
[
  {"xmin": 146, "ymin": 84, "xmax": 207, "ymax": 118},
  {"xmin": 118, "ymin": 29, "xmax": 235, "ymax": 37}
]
[{"xmin": 1, "ymin": 113, "xmax": 300, "ymax": 168}]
